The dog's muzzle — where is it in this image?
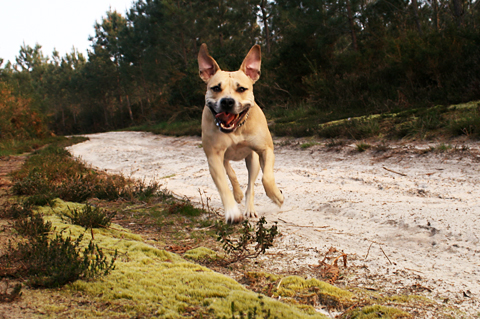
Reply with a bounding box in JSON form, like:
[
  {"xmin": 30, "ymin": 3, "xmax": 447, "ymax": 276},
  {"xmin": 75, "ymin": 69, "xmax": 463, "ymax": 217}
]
[
  {"xmin": 207, "ymin": 98, "xmax": 250, "ymax": 133},
  {"xmin": 208, "ymin": 105, "xmax": 250, "ymax": 133}
]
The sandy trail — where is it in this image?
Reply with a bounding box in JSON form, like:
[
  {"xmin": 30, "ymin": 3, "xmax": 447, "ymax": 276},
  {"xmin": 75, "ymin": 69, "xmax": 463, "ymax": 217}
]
[{"xmin": 68, "ymin": 131, "xmax": 480, "ymax": 313}]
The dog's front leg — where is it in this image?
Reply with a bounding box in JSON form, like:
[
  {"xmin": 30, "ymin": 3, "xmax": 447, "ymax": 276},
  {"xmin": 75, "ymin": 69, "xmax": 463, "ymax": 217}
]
[
  {"xmin": 207, "ymin": 151, "xmax": 243, "ymax": 223},
  {"xmin": 258, "ymin": 148, "xmax": 284, "ymax": 207}
]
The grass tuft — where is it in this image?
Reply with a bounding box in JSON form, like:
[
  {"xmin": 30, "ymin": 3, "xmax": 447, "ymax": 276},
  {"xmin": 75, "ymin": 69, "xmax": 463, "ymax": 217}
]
[{"xmin": 356, "ymin": 142, "xmax": 371, "ymax": 152}]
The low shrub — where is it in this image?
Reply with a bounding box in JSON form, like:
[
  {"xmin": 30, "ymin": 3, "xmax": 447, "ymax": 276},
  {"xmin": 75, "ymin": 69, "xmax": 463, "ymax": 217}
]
[
  {"xmin": 2, "ymin": 210, "xmax": 116, "ymax": 289},
  {"xmin": 216, "ymin": 217, "xmax": 279, "ymax": 264},
  {"xmin": 11, "ymin": 145, "xmax": 161, "ymax": 204},
  {"xmin": 61, "ymin": 204, "xmax": 115, "ymax": 229}
]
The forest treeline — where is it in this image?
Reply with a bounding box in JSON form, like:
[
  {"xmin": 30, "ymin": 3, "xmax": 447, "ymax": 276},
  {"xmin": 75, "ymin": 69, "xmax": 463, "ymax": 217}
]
[{"xmin": 1, "ymin": 0, "xmax": 480, "ymax": 138}]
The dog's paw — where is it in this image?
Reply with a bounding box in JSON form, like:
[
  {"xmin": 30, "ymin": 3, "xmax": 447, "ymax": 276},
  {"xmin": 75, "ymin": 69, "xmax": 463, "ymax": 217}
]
[
  {"xmin": 244, "ymin": 208, "xmax": 258, "ymax": 219},
  {"xmin": 225, "ymin": 205, "xmax": 244, "ymax": 224},
  {"xmin": 234, "ymin": 190, "xmax": 244, "ymax": 204},
  {"xmin": 270, "ymin": 189, "xmax": 284, "ymax": 207},
  {"xmin": 278, "ymin": 190, "xmax": 285, "ymax": 207}
]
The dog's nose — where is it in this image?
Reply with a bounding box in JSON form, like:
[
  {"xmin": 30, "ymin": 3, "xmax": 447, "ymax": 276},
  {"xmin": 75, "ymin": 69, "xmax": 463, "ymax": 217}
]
[{"xmin": 220, "ymin": 98, "xmax": 235, "ymax": 110}]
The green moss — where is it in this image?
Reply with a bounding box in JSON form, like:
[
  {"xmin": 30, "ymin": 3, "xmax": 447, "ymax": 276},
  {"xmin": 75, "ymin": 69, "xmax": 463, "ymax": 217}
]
[
  {"xmin": 277, "ymin": 276, "xmax": 355, "ymax": 310},
  {"xmin": 342, "ymin": 305, "xmax": 411, "ymax": 318},
  {"xmin": 31, "ymin": 199, "xmax": 328, "ymax": 318},
  {"xmin": 245, "ymin": 271, "xmax": 281, "ymax": 283},
  {"xmin": 184, "ymin": 247, "xmax": 219, "ymax": 261},
  {"xmin": 448, "ymin": 100, "xmax": 480, "ymax": 110}
]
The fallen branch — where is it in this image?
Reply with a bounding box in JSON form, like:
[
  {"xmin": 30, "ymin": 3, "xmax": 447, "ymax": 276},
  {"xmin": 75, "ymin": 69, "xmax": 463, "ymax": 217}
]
[
  {"xmin": 380, "ymin": 246, "xmax": 393, "ymax": 265},
  {"xmin": 364, "ymin": 242, "xmax": 374, "ymax": 261},
  {"xmin": 383, "ymin": 166, "xmax": 407, "ymax": 176}
]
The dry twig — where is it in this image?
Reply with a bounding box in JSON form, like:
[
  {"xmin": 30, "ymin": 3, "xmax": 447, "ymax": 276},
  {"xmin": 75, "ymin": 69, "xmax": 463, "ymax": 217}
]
[{"xmin": 383, "ymin": 166, "xmax": 407, "ymax": 176}]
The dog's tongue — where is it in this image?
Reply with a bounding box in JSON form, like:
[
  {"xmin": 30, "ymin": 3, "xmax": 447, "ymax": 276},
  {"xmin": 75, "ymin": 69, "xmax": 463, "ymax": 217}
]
[{"xmin": 215, "ymin": 112, "xmax": 236, "ymax": 125}]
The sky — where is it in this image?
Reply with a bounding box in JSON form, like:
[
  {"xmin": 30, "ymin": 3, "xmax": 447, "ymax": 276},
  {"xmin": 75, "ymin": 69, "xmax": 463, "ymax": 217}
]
[{"xmin": 0, "ymin": 0, "xmax": 135, "ymax": 64}]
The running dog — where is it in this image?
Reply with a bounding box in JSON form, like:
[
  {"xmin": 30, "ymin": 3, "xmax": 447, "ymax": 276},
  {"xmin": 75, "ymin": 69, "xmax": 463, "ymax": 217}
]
[{"xmin": 198, "ymin": 43, "xmax": 284, "ymax": 223}]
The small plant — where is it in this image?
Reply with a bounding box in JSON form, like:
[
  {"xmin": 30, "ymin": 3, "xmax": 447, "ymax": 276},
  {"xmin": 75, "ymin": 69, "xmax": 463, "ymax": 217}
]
[
  {"xmin": 6, "ymin": 230, "xmax": 116, "ymax": 288},
  {"xmin": 216, "ymin": 217, "xmax": 279, "ymax": 264},
  {"xmin": 0, "ymin": 280, "xmax": 22, "ymax": 302},
  {"xmin": 300, "ymin": 141, "xmax": 317, "ymax": 149},
  {"xmin": 168, "ymin": 200, "xmax": 204, "ymax": 217},
  {"xmin": 434, "ymin": 143, "xmax": 452, "ymax": 153},
  {"xmin": 372, "ymin": 141, "xmax": 390, "ymax": 153},
  {"xmin": 228, "ymin": 296, "xmax": 273, "ymax": 319},
  {"xmin": 0, "ymin": 202, "xmax": 34, "ymax": 219},
  {"xmin": 2, "ymin": 210, "xmax": 117, "ymax": 289},
  {"xmin": 13, "ymin": 213, "xmax": 53, "ymax": 238},
  {"xmin": 325, "ymin": 139, "xmax": 347, "ymax": 148},
  {"xmin": 61, "ymin": 204, "xmax": 115, "ymax": 229},
  {"xmin": 356, "ymin": 142, "xmax": 371, "ymax": 152}
]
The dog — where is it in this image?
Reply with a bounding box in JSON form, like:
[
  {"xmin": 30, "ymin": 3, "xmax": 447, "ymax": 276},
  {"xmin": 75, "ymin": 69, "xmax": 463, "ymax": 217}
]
[{"xmin": 198, "ymin": 43, "xmax": 284, "ymax": 223}]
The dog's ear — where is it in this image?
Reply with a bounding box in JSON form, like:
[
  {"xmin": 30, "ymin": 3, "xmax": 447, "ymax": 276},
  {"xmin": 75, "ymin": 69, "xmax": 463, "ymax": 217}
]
[
  {"xmin": 198, "ymin": 43, "xmax": 220, "ymax": 83},
  {"xmin": 240, "ymin": 45, "xmax": 261, "ymax": 83}
]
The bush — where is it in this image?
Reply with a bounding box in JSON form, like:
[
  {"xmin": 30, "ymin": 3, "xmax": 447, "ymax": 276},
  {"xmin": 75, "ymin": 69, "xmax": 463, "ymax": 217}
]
[
  {"xmin": 216, "ymin": 217, "xmax": 279, "ymax": 264},
  {"xmin": 0, "ymin": 202, "xmax": 34, "ymax": 219},
  {"xmin": 61, "ymin": 204, "xmax": 115, "ymax": 229},
  {"xmin": 2, "ymin": 210, "xmax": 116, "ymax": 288},
  {"xmin": 13, "ymin": 213, "xmax": 52, "ymax": 238},
  {"xmin": 11, "ymin": 145, "xmax": 162, "ymax": 204}
]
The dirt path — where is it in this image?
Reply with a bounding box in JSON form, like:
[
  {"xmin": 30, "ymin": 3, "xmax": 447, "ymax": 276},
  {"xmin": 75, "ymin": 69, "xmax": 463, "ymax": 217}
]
[{"xmin": 68, "ymin": 131, "xmax": 480, "ymax": 315}]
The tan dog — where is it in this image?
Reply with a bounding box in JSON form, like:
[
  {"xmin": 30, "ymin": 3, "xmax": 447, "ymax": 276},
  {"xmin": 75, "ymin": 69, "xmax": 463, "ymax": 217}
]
[{"xmin": 198, "ymin": 43, "xmax": 284, "ymax": 223}]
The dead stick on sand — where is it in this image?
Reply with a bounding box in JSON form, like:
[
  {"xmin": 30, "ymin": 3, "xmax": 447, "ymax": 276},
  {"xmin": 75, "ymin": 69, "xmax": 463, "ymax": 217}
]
[
  {"xmin": 364, "ymin": 242, "xmax": 374, "ymax": 261},
  {"xmin": 383, "ymin": 166, "xmax": 407, "ymax": 176},
  {"xmin": 380, "ymin": 246, "xmax": 393, "ymax": 265},
  {"xmin": 278, "ymin": 218, "xmax": 329, "ymax": 229}
]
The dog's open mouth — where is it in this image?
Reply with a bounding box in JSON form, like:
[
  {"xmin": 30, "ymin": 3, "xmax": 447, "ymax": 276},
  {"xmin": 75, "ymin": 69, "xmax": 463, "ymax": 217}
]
[{"xmin": 214, "ymin": 109, "xmax": 249, "ymax": 133}]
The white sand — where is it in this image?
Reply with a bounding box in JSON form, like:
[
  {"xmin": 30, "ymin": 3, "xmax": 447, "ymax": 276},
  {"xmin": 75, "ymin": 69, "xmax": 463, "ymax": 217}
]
[{"xmin": 68, "ymin": 131, "xmax": 480, "ymax": 314}]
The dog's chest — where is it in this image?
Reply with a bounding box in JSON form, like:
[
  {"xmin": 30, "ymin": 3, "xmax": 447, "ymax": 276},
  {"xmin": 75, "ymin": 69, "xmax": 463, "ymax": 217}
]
[{"xmin": 224, "ymin": 143, "xmax": 252, "ymax": 161}]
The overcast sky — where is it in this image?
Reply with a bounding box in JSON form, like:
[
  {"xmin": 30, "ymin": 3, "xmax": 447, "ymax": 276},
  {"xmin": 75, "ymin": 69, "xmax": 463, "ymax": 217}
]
[{"xmin": 0, "ymin": 0, "xmax": 135, "ymax": 64}]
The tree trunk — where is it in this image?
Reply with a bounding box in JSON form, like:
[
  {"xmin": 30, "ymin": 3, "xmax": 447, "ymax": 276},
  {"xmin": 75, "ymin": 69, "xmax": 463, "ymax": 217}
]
[
  {"xmin": 452, "ymin": 0, "xmax": 464, "ymax": 26},
  {"xmin": 431, "ymin": 0, "xmax": 439, "ymax": 31},
  {"xmin": 412, "ymin": 0, "xmax": 424, "ymax": 36},
  {"xmin": 346, "ymin": 0, "xmax": 358, "ymax": 51},
  {"xmin": 126, "ymin": 95, "xmax": 134, "ymax": 122},
  {"xmin": 260, "ymin": 0, "xmax": 271, "ymax": 54}
]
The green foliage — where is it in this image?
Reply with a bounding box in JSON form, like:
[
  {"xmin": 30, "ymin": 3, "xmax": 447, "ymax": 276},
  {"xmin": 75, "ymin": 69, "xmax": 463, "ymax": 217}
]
[
  {"xmin": 0, "ymin": 201, "xmax": 34, "ymax": 219},
  {"xmin": 13, "ymin": 213, "xmax": 52, "ymax": 238},
  {"xmin": 228, "ymin": 296, "xmax": 274, "ymax": 319},
  {"xmin": 168, "ymin": 200, "xmax": 204, "ymax": 217},
  {"xmin": 11, "ymin": 144, "xmax": 161, "ymax": 204},
  {"xmin": 1, "ymin": 0, "xmax": 480, "ymax": 138},
  {"xmin": 341, "ymin": 304, "xmax": 410, "ymax": 318},
  {"xmin": 447, "ymin": 104, "xmax": 480, "ymax": 138},
  {"xmin": 216, "ymin": 217, "xmax": 279, "ymax": 264},
  {"xmin": 15, "ymin": 232, "xmax": 116, "ymax": 288},
  {"xmin": 61, "ymin": 204, "xmax": 115, "ymax": 229},
  {"xmin": 356, "ymin": 143, "xmax": 371, "ymax": 152},
  {"xmin": 3, "ymin": 212, "xmax": 116, "ymax": 288}
]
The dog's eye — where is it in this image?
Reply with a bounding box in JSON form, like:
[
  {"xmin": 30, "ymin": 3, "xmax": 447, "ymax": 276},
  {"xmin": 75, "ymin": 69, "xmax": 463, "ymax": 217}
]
[
  {"xmin": 211, "ymin": 85, "xmax": 222, "ymax": 93},
  {"xmin": 237, "ymin": 87, "xmax": 247, "ymax": 93}
]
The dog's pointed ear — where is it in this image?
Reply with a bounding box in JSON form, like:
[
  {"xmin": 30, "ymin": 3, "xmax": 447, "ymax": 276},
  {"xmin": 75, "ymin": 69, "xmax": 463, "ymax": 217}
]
[
  {"xmin": 240, "ymin": 45, "xmax": 261, "ymax": 83},
  {"xmin": 198, "ymin": 43, "xmax": 220, "ymax": 83}
]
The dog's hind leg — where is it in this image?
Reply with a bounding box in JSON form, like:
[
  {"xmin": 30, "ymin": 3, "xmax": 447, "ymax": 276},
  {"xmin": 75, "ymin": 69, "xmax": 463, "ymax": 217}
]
[
  {"xmin": 244, "ymin": 152, "xmax": 260, "ymax": 218},
  {"xmin": 224, "ymin": 160, "xmax": 244, "ymax": 203},
  {"xmin": 258, "ymin": 148, "xmax": 284, "ymax": 207}
]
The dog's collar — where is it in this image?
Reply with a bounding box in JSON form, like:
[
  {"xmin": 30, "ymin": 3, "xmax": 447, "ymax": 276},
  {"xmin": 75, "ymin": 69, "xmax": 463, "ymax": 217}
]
[{"xmin": 236, "ymin": 109, "xmax": 249, "ymax": 129}]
